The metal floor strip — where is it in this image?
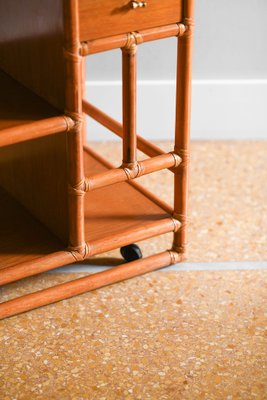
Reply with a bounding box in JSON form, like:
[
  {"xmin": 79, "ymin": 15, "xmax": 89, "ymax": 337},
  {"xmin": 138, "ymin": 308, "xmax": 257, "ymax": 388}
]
[{"xmin": 49, "ymin": 261, "xmax": 267, "ymax": 273}]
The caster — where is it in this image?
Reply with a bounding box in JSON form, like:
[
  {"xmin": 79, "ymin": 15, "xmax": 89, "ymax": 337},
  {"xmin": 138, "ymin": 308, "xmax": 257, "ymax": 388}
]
[{"xmin": 120, "ymin": 244, "xmax": 143, "ymax": 262}]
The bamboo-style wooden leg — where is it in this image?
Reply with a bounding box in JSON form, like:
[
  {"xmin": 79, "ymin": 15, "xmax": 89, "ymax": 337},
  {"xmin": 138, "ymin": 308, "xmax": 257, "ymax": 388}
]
[
  {"xmin": 81, "ymin": 57, "xmax": 87, "ymax": 144},
  {"xmin": 122, "ymin": 40, "xmax": 137, "ymax": 166},
  {"xmin": 67, "ymin": 123, "xmax": 86, "ymax": 253},
  {"xmin": 0, "ymin": 251, "xmax": 179, "ymax": 320},
  {"xmin": 64, "ymin": 0, "xmax": 87, "ymax": 256},
  {"xmin": 173, "ymin": 0, "xmax": 194, "ymax": 260}
]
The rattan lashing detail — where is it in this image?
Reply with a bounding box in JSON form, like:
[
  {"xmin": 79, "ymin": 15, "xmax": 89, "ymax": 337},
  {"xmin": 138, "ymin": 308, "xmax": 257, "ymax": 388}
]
[
  {"xmin": 171, "ymin": 217, "xmax": 181, "ymax": 233},
  {"xmin": 68, "ymin": 178, "xmax": 88, "ymax": 195},
  {"xmin": 124, "ymin": 31, "xmax": 143, "ymax": 52},
  {"xmin": 176, "ymin": 23, "xmax": 187, "ymax": 37},
  {"xmin": 68, "ymin": 242, "xmax": 90, "ymax": 261},
  {"xmin": 122, "ymin": 162, "xmax": 144, "ymax": 180},
  {"xmin": 63, "ymin": 47, "xmax": 82, "ymax": 63},
  {"xmin": 175, "ymin": 148, "xmax": 190, "ymax": 168},
  {"xmin": 169, "ymin": 152, "xmax": 182, "ymax": 168},
  {"xmin": 64, "ymin": 111, "xmax": 83, "ymax": 127},
  {"xmin": 173, "ymin": 212, "xmax": 188, "ymax": 230},
  {"xmin": 62, "ymin": 115, "xmax": 77, "ymax": 132},
  {"xmin": 80, "ymin": 23, "xmax": 187, "ymax": 56},
  {"xmin": 167, "ymin": 250, "xmax": 181, "ymax": 265}
]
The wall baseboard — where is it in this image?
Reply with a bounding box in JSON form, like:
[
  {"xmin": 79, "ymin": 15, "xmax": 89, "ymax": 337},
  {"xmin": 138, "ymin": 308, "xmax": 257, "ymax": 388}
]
[{"xmin": 85, "ymin": 80, "xmax": 267, "ymax": 141}]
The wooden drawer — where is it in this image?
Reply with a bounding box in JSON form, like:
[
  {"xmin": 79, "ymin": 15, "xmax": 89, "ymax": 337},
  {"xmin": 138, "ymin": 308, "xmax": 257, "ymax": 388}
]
[{"xmin": 78, "ymin": 0, "xmax": 183, "ymax": 41}]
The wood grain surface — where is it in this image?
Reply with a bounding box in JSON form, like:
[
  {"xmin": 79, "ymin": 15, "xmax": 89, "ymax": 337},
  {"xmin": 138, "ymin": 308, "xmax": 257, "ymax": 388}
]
[{"xmin": 78, "ymin": 0, "xmax": 183, "ymax": 41}]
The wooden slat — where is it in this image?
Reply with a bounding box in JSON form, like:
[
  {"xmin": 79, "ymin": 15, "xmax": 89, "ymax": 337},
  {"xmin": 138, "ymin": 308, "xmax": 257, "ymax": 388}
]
[
  {"xmin": 85, "ymin": 152, "xmax": 180, "ymax": 191},
  {"xmin": 0, "ymin": 251, "xmax": 76, "ymax": 286},
  {"xmin": 0, "ymin": 251, "xmax": 176, "ymax": 320},
  {"xmin": 80, "ymin": 23, "xmax": 185, "ymax": 54},
  {"xmin": 0, "ymin": 116, "xmax": 73, "ymax": 148}
]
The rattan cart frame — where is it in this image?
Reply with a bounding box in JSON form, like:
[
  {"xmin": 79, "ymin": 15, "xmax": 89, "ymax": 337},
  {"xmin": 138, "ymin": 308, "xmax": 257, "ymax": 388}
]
[{"xmin": 0, "ymin": 0, "xmax": 194, "ymax": 319}]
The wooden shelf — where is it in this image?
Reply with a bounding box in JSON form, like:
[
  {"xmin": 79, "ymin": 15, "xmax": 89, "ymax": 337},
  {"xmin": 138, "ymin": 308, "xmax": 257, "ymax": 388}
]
[
  {"xmin": 0, "ymin": 146, "xmax": 175, "ymax": 270},
  {"xmin": 0, "ymin": 187, "xmax": 64, "ymax": 270},
  {"xmin": 84, "ymin": 146, "xmax": 175, "ymax": 254},
  {"xmin": 0, "ymin": 70, "xmax": 59, "ymax": 131}
]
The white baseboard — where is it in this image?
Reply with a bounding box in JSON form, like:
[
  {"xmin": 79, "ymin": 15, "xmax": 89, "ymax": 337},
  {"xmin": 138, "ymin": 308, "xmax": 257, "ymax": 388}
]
[{"xmin": 85, "ymin": 80, "xmax": 267, "ymax": 141}]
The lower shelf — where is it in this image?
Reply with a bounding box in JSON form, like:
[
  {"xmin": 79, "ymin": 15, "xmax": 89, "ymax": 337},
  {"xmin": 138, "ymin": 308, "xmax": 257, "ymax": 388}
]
[
  {"xmin": 0, "ymin": 146, "xmax": 175, "ymax": 269},
  {"xmin": 84, "ymin": 146, "xmax": 175, "ymax": 254}
]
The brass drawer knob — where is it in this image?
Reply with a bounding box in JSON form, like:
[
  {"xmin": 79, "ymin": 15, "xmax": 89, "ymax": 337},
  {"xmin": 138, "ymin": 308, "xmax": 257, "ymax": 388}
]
[{"xmin": 131, "ymin": 1, "xmax": 147, "ymax": 9}]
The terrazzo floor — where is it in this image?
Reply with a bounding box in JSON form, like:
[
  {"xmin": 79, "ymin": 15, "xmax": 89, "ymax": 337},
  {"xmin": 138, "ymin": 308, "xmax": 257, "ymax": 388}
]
[{"xmin": 1, "ymin": 141, "xmax": 267, "ymax": 399}]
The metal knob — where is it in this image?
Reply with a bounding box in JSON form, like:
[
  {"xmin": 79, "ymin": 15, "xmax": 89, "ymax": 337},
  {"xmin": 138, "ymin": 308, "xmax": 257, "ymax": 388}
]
[{"xmin": 131, "ymin": 1, "xmax": 147, "ymax": 9}]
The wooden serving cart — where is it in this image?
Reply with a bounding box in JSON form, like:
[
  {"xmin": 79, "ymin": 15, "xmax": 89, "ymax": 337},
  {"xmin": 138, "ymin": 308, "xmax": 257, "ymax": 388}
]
[{"xmin": 0, "ymin": 0, "xmax": 194, "ymax": 319}]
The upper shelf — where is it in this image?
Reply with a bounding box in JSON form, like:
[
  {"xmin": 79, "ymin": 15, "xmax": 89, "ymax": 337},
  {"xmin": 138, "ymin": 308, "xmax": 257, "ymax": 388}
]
[
  {"xmin": 0, "ymin": 69, "xmax": 59, "ymax": 132},
  {"xmin": 0, "ymin": 70, "xmax": 72, "ymax": 148}
]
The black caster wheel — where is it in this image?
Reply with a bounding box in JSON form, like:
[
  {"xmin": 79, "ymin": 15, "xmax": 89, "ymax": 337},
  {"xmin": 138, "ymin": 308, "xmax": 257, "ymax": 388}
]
[{"xmin": 120, "ymin": 244, "xmax": 143, "ymax": 262}]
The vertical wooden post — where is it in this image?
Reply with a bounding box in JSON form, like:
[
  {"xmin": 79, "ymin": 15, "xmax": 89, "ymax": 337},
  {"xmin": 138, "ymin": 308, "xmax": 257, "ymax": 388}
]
[
  {"xmin": 122, "ymin": 39, "xmax": 137, "ymax": 166},
  {"xmin": 81, "ymin": 57, "xmax": 87, "ymax": 144},
  {"xmin": 63, "ymin": 0, "xmax": 86, "ymax": 256},
  {"xmin": 173, "ymin": 0, "xmax": 194, "ymax": 259}
]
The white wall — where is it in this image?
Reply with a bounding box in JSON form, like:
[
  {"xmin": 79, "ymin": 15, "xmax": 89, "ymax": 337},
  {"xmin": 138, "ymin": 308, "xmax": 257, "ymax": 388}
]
[{"xmin": 85, "ymin": 0, "xmax": 267, "ymax": 141}]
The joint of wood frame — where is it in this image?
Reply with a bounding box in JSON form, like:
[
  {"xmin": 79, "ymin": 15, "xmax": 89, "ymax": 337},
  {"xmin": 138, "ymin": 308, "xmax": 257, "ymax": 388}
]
[
  {"xmin": 169, "ymin": 152, "xmax": 182, "ymax": 167},
  {"xmin": 62, "ymin": 115, "xmax": 76, "ymax": 132},
  {"xmin": 171, "ymin": 217, "xmax": 182, "ymax": 232},
  {"xmin": 176, "ymin": 23, "xmax": 187, "ymax": 37},
  {"xmin": 174, "ymin": 148, "xmax": 190, "ymax": 168},
  {"xmin": 68, "ymin": 242, "xmax": 90, "ymax": 261},
  {"xmin": 167, "ymin": 250, "xmax": 182, "ymax": 264},
  {"xmin": 183, "ymin": 17, "xmax": 194, "ymax": 37},
  {"xmin": 80, "ymin": 41, "xmax": 89, "ymax": 56},
  {"xmin": 122, "ymin": 161, "xmax": 144, "ymax": 179},
  {"xmin": 123, "ymin": 31, "xmax": 143, "ymax": 53},
  {"xmin": 64, "ymin": 110, "xmax": 83, "ymax": 128},
  {"xmin": 68, "ymin": 178, "xmax": 88, "ymax": 195},
  {"xmin": 173, "ymin": 213, "xmax": 188, "ymax": 228},
  {"xmin": 63, "ymin": 47, "xmax": 83, "ymax": 63},
  {"xmin": 170, "ymin": 246, "xmax": 187, "ymax": 262}
]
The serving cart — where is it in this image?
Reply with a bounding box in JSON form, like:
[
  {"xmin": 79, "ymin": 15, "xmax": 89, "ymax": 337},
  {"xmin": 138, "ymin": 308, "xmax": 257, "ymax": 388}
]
[{"xmin": 0, "ymin": 0, "xmax": 194, "ymax": 319}]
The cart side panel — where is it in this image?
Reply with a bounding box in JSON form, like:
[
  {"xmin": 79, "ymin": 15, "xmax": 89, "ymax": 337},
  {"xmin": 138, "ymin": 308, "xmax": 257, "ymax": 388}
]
[
  {"xmin": 0, "ymin": 0, "xmax": 69, "ymax": 244},
  {"xmin": 0, "ymin": 0, "xmax": 65, "ymax": 110}
]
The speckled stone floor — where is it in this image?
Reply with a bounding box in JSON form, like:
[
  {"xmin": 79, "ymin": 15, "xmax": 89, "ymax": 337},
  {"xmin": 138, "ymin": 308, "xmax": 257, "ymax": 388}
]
[
  {"xmin": 1, "ymin": 271, "xmax": 266, "ymax": 399},
  {"xmin": 1, "ymin": 141, "xmax": 267, "ymax": 399}
]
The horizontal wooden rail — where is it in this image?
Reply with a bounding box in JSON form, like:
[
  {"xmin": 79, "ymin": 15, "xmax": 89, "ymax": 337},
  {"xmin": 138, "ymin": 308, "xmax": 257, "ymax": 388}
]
[
  {"xmin": 87, "ymin": 217, "xmax": 180, "ymax": 257},
  {"xmin": 84, "ymin": 144, "xmax": 174, "ymax": 215},
  {"xmin": 82, "ymin": 100, "xmax": 176, "ymax": 169},
  {"xmin": 0, "ymin": 251, "xmax": 76, "ymax": 286},
  {"xmin": 0, "ymin": 251, "xmax": 179, "ymax": 320},
  {"xmin": 80, "ymin": 23, "xmax": 186, "ymax": 55},
  {"xmin": 84, "ymin": 152, "xmax": 181, "ymax": 191},
  {"xmin": 0, "ymin": 115, "xmax": 75, "ymax": 148}
]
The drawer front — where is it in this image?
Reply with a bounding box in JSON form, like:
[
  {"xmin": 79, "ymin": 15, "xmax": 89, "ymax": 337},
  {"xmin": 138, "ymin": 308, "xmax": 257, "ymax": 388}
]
[{"xmin": 78, "ymin": 0, "xmax": 183, "ymax": 42}]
